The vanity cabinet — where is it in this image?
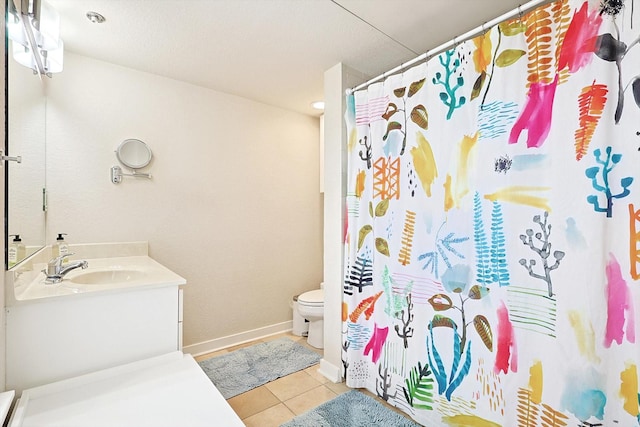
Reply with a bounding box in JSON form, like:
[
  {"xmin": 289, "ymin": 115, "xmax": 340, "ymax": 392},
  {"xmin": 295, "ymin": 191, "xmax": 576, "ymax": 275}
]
[{"xmin": 6, "ymin": 284, "xmax": 183, "ymax": 394}]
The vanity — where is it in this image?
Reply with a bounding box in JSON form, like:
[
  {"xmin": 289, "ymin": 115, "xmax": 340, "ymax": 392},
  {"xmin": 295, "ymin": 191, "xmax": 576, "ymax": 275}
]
[
  {"xmin": 5, "ymin": 242, "xmax": 185, "ymax": 394},
  {"xmin": 4, "ymin": 242, "xmax": 245, "ymax": 426},
  {"xmin": 5, "ymin": 42, "xmax": 183, "ymax": 394}
]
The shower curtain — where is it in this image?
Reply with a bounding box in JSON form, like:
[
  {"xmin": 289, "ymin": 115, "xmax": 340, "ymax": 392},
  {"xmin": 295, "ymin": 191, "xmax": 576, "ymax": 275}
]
[{"xmin": 343, "ymin": 0, "xmax": 640, "ymax": 425}]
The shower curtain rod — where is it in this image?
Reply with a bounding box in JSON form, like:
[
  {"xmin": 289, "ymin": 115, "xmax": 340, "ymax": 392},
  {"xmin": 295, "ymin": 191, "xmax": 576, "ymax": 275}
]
[{"xmin": 346, "ymin": 0, "xmax": 554, "ymax": 95}]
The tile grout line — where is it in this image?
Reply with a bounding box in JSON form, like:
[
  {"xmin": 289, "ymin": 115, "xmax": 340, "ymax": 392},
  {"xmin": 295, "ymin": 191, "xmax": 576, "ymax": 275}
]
[{"xmin": 280, "ymin": 383, "xmax": 337, "ymax": 417}]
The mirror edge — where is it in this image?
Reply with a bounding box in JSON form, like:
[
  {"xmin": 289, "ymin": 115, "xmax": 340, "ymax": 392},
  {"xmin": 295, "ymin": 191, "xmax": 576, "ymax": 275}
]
[{"xmin": 115, "ymin": 138, "xmax": 153, "ymax": 170}]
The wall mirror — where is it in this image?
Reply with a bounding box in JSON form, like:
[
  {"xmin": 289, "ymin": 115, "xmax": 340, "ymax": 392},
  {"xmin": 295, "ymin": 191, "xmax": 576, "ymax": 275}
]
[
  {"xmin": 116, "ymin": 138, "xmax": 153, "ymax": 170},
  {"xmin": 6, "ymin": 37, "xmax": 48, "ymax": 269}
]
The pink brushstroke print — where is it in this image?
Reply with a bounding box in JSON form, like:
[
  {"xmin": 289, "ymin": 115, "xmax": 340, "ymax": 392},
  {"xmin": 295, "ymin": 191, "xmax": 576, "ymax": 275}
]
[
  {"xmin": 355, "ymin": 96, "xmax": 390, "ymax": 125},
  {"xmin": 604, "ymin": 253, "xmax": 636, "ymax": 347},
  {"xmin": 494, "ymin": 301, "xmax": 518, "ymax": 374},
  {"xmin": 364, "ymin": 323, "xmax": 389, "ymax": 363},
  {"xmin": 509, "ymin": 75, "xmax": 559, "ymax": 148},
  {"xmin": 558, "ymin": 1, "xmax": 602, "ymax": 73}
]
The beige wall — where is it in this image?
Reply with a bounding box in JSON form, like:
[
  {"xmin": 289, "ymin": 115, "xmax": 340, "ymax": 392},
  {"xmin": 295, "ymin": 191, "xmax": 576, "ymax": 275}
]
[{"xmin": 44, "ymin": 53, "xmax": 323, "ymax": 348}]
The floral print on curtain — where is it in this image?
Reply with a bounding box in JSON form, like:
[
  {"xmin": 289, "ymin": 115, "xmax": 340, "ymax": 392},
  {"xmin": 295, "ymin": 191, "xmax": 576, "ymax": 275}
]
[{"xmin": 343, "ymin": 0, "xmax": 640, "ymax": 426}]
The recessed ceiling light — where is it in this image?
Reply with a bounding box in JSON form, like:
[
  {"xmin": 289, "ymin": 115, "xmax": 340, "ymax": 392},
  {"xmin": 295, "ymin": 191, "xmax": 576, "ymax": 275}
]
[
  {"xmin": 311, "ymin": 101, "xmax": 325, "ymax": 110},
  {"xmin": 86, "ymin": 11, "xmax": 106, "ymax": 24}
]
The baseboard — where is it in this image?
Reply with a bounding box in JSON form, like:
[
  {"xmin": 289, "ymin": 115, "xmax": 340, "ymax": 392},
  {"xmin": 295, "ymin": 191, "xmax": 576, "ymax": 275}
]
[
  {"xmin": 183, "ymin": 321, "xmax": 293, "ymax": 357},
  {"xmin": 318, "ymin": 358, "xmax": 343, "ymax": 383}
]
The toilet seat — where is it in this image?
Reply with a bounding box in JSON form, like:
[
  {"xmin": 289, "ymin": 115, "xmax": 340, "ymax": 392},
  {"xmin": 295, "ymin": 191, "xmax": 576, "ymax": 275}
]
[{"xmin": 298, "ymin": 289, "xmax": 323, "ymax": 307}]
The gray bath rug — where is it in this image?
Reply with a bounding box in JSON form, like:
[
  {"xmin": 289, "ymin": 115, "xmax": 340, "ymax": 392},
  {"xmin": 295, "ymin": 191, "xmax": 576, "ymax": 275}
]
[
  {"xmin": 198, "ymin": 337, "xmax": 321, "ymax": 399},
  {"xmin": 280, "ymin": 390, "xmax": 421, "ymax": 427}
]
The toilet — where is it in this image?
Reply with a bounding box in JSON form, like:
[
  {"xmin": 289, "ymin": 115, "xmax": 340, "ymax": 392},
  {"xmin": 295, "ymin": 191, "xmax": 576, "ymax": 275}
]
[{"xmin": 296, "ymin": 288, "xmax": 324, "ymax": 349}]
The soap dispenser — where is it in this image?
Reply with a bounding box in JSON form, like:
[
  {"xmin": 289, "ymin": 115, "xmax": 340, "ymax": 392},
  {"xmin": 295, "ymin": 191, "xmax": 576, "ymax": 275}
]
[
  {"xmin": 8, "ymin": 234, "xmax": 26, "ymax": 268},
  {"xmin": 53, "ymin": 233, "xmax": 70, "ymax": 262}
]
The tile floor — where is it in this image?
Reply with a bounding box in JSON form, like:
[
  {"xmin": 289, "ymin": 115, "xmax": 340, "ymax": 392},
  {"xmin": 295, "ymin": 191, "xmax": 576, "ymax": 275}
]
[{"xmin": 194, "ymin": 331, "xmax": 415, "ymax": 427}]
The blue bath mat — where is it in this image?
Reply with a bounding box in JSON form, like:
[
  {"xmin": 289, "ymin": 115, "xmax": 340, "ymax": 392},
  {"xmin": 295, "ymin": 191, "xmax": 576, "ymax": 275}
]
[
  {"xmin": 281, "ymin": 390, "xmax": 421, "ymax": 426},
  {"xmin": 198, "ymin": 337, "xmax": 321, "ymax": 399}
]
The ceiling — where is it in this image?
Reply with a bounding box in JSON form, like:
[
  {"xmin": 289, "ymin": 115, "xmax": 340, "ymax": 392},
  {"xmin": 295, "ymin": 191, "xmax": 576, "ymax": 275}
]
[{"xmin": 47, "ymin": 0, "xmax": 528, "ymax": 117}]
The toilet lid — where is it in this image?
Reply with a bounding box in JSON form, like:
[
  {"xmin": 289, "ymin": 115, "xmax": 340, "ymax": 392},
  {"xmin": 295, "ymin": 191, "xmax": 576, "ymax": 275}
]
[{"xmin": 298, "ymin": 289, "xmax": 323, "ymax": 305}]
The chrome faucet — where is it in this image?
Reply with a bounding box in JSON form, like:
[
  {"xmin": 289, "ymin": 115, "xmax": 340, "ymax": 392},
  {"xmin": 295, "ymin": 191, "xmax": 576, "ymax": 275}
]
[{"xmin": 42, "ymin": 253, "xmax": 88, "ymax": 283}]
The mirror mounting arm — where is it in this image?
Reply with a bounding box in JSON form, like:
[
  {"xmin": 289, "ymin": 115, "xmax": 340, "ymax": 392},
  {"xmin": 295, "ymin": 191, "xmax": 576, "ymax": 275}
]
[{"xmin": 110, "ymin": 166, "xmax": 152, "ymax": 184}]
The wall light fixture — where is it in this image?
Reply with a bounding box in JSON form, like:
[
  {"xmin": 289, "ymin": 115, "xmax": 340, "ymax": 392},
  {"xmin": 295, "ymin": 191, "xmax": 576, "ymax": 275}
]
[{"xmin": 7, "ymin": 0, "xmax": 64, "ymax": 77}]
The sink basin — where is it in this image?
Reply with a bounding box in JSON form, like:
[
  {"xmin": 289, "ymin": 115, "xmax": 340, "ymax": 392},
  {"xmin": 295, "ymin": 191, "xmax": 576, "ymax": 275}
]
[
  {"xmin": 69, "ymin": 269, "xmax": 145, "ymax": 285},
  {"xmin": 11, "ymin": 253, "xmax": 186, "ymax": 302}
]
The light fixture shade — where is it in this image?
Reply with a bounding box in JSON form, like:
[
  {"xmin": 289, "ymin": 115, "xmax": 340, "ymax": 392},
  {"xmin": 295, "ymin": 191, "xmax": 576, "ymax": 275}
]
[
  {"xmin": 7, "ymin": 0, "xmax": 61, "ymax": 49},
  {"xmin": 45, "ymin": 39, "xmax": 64, "ymax": 73},
  {"xmin": 8, "ymin": 0, "xmax": 64, "ymax": 76},
  {"xmin": 11, "ymin": 40, "xmax": 37, "ymax": 70},
  {"xmin": 7, "ymin": 9, "xmax": 29, "ymax": 46},
  {"xmin": 36, "ymin": 0, "xmax": 61, "ymax": 51}
]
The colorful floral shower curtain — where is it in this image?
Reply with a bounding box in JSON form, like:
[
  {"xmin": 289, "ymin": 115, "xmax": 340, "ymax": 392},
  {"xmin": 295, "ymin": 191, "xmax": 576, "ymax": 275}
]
[{"xmin": 343, "ymin": 0, "xmax": 640, "ymax": 425}]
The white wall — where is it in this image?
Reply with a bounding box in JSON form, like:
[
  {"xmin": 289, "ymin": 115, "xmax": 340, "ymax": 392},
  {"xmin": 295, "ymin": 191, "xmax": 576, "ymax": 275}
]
[
  {"xmin": 1, "ymin": 10, "xmax": 7, "ymax": 391},
  {"xmin": 45, "ymin": 53, "xmax": 323, "ymax": 348},
  {"xmin": 320, "ymin": 63, "xmax": 367, "ymax": 382}
]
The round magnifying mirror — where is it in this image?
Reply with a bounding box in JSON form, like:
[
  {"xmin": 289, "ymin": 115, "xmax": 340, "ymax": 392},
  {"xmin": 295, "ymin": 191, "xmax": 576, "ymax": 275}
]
[{"xmin": 116, "ymin": 139, "xmax": 153, "ymax": 169}]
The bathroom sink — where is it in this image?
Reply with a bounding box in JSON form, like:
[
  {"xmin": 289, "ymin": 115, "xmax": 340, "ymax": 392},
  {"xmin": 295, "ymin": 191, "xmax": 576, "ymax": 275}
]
[
  {"xmin": 69, "ymin": 269, "xmax": 145, "ymax": 285},
  {"xmin": 11, "ymin": 252, "xmax": 186, "ymax": 301}
]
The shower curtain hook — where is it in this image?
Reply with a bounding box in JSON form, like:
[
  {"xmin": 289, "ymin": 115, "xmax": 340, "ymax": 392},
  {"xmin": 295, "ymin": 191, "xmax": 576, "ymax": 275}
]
[{"xmin": 518, "ymin": 5, "xmax": 523, "ymax": 20}]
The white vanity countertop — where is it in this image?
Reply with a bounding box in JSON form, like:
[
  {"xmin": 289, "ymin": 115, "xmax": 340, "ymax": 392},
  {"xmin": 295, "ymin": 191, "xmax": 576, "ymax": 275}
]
[
  {"xmin": 9, "ymin": 352, "xmax": 245, "ymax": 427},
  {"xmin": 10, "ymin": 255, "xmax": 186, "ymax": 304}
]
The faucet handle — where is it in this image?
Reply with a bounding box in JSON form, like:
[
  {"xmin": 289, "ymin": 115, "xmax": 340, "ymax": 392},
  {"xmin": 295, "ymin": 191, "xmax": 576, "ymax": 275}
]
[
  {"xmin": 45, "ymin": 253, "xmax": 74, "ymax": 276},
  {"xmin": 49, "ymin": 252, "xmax": 74, "ymax": 266}
]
